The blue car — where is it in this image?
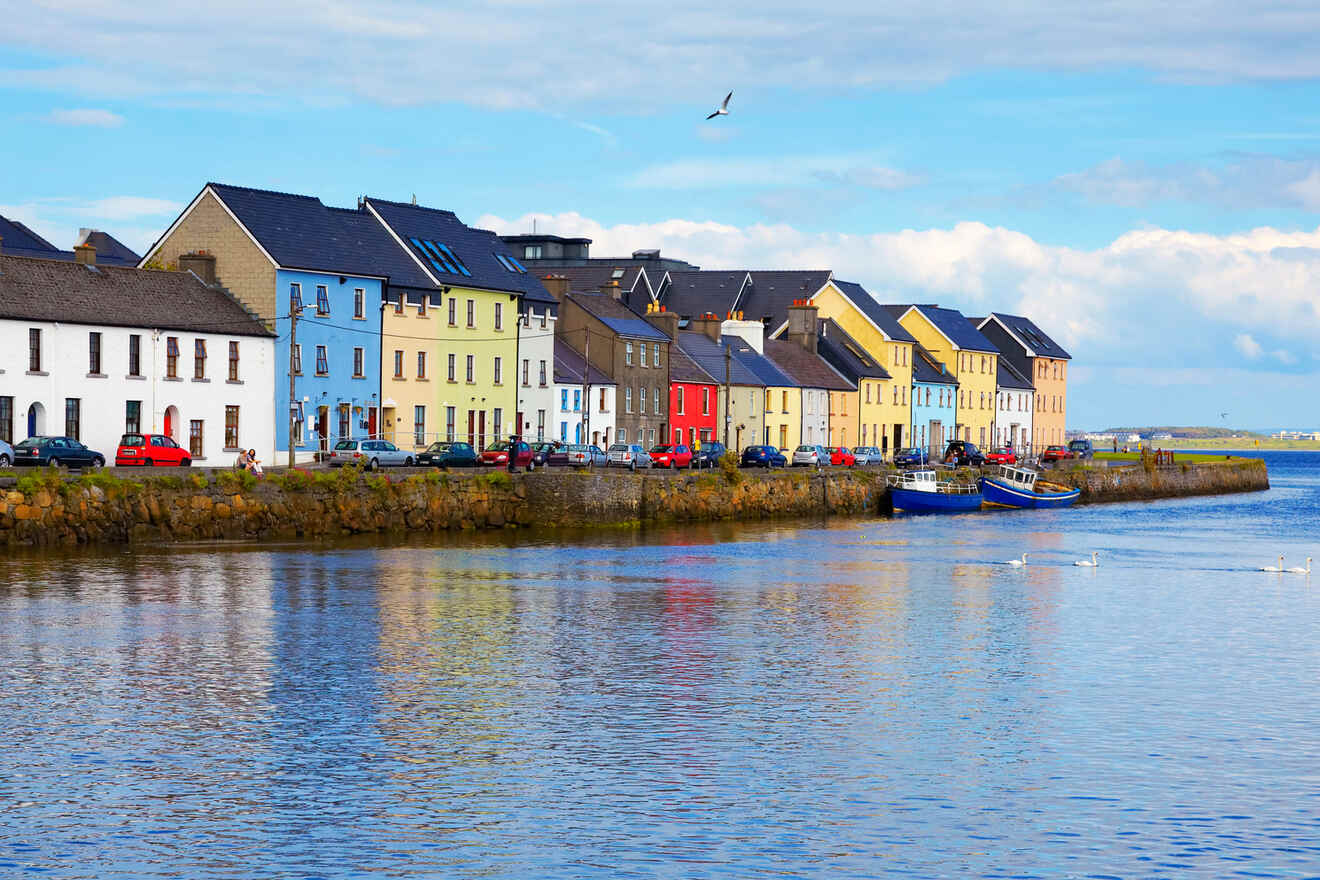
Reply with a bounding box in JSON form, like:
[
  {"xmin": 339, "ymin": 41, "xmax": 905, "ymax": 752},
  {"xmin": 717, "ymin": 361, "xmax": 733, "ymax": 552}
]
[
  {"xmin": 12, "ymin": 436, "xmax": 106, "ymax": 468},
  {"xmin": 893, "ymin": 447, "xmax": 930, "ymax": 468},
  {"xmin": 740, "ymin": 445, "xmax": 787, "ymax": 468}
]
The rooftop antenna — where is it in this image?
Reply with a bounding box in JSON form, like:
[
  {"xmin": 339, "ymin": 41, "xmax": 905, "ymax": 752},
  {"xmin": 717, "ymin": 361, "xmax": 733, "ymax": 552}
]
[{"xmin": 411, "ymin": 193, "xmax": 417, "ymax": 206}]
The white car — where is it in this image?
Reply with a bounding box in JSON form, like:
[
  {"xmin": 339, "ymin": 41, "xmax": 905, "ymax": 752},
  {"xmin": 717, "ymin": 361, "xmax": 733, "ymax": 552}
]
[
  {"xmin": 792, "ymin": 444, "xmax": 831, "ymax": 466},
  {"xmin": 329, "ymin": 439, "xmax": 414, "ymax": 469},
  {"xmin": 607, "ymin": 443, "xmax": 653, "ymax": 471}
]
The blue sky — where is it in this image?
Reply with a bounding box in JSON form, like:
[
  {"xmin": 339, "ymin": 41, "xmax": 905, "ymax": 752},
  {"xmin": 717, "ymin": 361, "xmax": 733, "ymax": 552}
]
[{"xmin": 3, "ymin": 0, "xmax": 1320, "ymax": 430}]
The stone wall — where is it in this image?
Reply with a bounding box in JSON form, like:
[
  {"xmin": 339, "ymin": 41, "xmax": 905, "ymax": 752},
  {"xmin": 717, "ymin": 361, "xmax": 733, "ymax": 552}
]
[{"xmin": 1048, "ymin": 457, "xmax": 1269, "ymax": 503}]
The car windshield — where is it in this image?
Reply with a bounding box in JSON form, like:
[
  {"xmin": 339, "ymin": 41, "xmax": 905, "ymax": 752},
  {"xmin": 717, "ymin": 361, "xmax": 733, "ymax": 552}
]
[
  {"xmin": 16, "ymin": 438, "xmax": 46, "ymax": 449},
  {"xmin": 796, "ymin": 445, "xmax": 814, "ymax": 452},
  {"xmin": 608, "ymin": 444, "xmax": 628, "ymax": 452},
  {"xmin": 486, "ymin": 442, "xmax": 510, "ymax": 452},
  {"xmin": 1069, "ymin": 441, "xmax": 1088, "ymax": 449},
  {"xmin": 904, "ymin": 448, "xmax": 922, "ymax": 455},
  {"xmin": 992, "ymin": 448, "xmax": 1009, "ymax": 454},
  {"xmin": 1048, "ymin": 445, "xmax": 1066, "ymax": 451},
  {"xmin": 333, "ymin": 440, "xmax": 358, "ymax": 451},
  {"xmin": 651, "ymin": 446, "xmax": 673, "ymax": 453},
  {"xmin": 426, "ymin": 443, "xmax": 451, "ymax": 452},
  {"xmin": 120, "ymin": 434, "xmax": 145, "ymax": 447},
  {"xmin": 565, "ymin": 445, "xmax": 587, "ymax": 452}
]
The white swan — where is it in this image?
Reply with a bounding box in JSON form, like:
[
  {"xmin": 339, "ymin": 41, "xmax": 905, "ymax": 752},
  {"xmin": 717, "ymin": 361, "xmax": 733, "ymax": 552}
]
[
  {"xmin": 1286, "ymin": 557, "xmax": 1312, "ymax": 574},
  {"xmin": 1003, "ymin": 553, "xmax": 1028, "ymax": 567},
  {"xmin": 1074, "ymin": 551, "xmax": 1099, "ymax": 567},
  {"xmin": 1260, "ymin": 555, "xmax": 1285, "ymax": 572}
]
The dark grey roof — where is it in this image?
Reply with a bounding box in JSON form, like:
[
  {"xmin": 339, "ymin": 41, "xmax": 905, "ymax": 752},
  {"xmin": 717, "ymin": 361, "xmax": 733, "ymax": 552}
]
[
  {"xmin": 565, "ymin": 291, "xmax": 671, "ymax": 341},
  {"xmin": 816, "ymin": 318, "xmax": 891, "ymax": 382},
  {"xmin": 669, "ymin": 343, "xmax": 718, "ymax": 384},
  {"xmin": 736, "ymin": 270, "xmax": 831, "ymax": 329},
  {"xmin": 979, "ymin": 313, "xmax": 1071, "ymax": 361},
  {"xmin": 912, "ymin": 346, "xmax": 957, "ymax": 385},
  {"xmin": 547, "ymin": 265, "xmax": 654, "ymax": 310},
  {"xmin": 554, "ymin": 338, "xmax": 613, "ymax": 386},
  {"xmin": 658, "ymin": 270, "xmax": 747, "ymax": 320},
  {"xmin": 0, "ymin": 254, "xmax": 273, "ymax": 337},
  {"xmin": 727, "ymin": 337, "xmax": 798, "ymax": 387},
  {"xmin": 1, "ymin": 215, "xmax": 138, "ymax": 266},
  {"xmin": 674, "ymin": 331, "xmax": 766, "ymax": 387},
  {"xmin": 997, "ymin": 358, "xmax": 1035, "ymax": 391},
  {"xmin": 763, "ymin": 338, "xmax": 854, "ymax": 391},
  {"xmin": 0, "ymin": 215, "xmax": 59, "ymax": 252},
  {"xmin": 79, "ymin": 230, "xmax": 141, "ymax": 264},
  {"xmin": 882, "ymin": 304, "xmax": 998, "ymax": 353},
  {"xmin": 831, "ymin": 280, "xmax": 916, "ymax": 343}
]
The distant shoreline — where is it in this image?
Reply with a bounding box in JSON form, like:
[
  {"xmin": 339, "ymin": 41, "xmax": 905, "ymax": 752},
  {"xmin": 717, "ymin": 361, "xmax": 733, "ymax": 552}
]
[{"xmin": 1088, "ymin": 438, "xmax": 1320, "ymax": 452}]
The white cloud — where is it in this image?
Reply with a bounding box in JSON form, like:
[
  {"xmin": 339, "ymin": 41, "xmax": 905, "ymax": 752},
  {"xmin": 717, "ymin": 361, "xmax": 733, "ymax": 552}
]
[
  {"xmin": 0, "ymin": 196, "xmax": 183, "ymax": 252},
  {"xmin": 1054, "ymin": 155, "xmax": 1320, "ymax": 210},
  {"xmin": 1234, "ymin": 333, "xmax": 1263, "ymax": 358},
  {"xmin": 84, "ymin": 196, "xmax": 181, "ymax": 220},
  {"xmin": 44, "ymin": 108, "xmax": 124, "ymax": 127},
  {"xmin": 629, "ymin": 155, "xmax": 921, "ymax": 190}
]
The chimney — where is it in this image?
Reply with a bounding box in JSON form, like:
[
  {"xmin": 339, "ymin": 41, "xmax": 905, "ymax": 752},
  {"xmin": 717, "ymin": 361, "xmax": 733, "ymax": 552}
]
[
  {"xmin": 73, "ymin": 243, "xmax": 96, "ymax": 266},
  {"xmin": 689, "ymin": 311, "xmax": 723, "ymax": 343},
  {"xmin": 540, "ymin": 274, "xmax": 569, "ymax": 299},
  {"xmin": 787, "ymin": 299, "xmax": 819, "ymax": 353},
  {"xmin": 178, "ymin": 251, "xmax": 218, "ymax": 284},
  {"xmin": 600, "ymin": 280, "xmax": 623, "ymax": 300},
  {"xmin": 644, "ymin": 302, "xmax": 679, "ymax": 339}
]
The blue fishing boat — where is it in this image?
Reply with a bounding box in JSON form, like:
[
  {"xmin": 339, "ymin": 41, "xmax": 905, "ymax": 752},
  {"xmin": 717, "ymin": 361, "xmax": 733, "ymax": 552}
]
[
  {"xmin": 980, "ymin": 465, "xmax": 1081, "ymax": 509},
  {"xmin": 886, "ymin": 469, "xmax": 983, "ymax": 514}
]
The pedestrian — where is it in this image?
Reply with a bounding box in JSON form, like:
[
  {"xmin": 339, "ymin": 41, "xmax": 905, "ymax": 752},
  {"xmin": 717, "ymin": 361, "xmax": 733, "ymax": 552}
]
[{"xmin": 507, "ymin": 436, "xmax": 517, "ymax": 474}]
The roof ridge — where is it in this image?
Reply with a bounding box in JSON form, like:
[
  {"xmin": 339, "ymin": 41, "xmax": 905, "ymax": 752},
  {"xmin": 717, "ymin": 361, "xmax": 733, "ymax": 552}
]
[
  {"xmin": 208, "ymin": 181, "xmax": 324, "ymax": 202},
  {"xmin": 363, "ymin": 196, "xmax": 461, "ymax": 219}
]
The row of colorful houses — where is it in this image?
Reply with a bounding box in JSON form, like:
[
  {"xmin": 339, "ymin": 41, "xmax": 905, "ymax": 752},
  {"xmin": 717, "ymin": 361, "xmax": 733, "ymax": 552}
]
[{"xmin": 0, "ymin": 184, "xmax": 1070, "ymax": 464}]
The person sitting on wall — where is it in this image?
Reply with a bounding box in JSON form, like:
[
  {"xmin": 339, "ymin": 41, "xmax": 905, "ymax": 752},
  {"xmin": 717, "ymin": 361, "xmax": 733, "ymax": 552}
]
[
  {"xmin": 246, "ymin": 449, "xmax": 264, "ymax": 478},
  {"xmin": 236, "ymin": 449, "xmax": 251, "ymax": 471}
]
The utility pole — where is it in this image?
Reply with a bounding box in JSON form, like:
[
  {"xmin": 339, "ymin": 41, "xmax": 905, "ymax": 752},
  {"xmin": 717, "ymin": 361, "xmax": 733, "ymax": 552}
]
[
  {"xmin": 582, "ymin": 326, "xmax": 590, "ymax": 445},
  {"xmin": 287, "ymin": 304, "xmax": 299, "ymax": 469},
  {"xmin": 723, "ymin": 342, "xmax": 732, "ymax": 450}
]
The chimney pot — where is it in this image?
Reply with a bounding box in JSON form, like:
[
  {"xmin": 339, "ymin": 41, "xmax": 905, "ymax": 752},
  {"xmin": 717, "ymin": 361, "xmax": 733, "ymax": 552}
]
[{"xmin": 74, "ymin": 243, "xmax": 96, "ymax": 266}]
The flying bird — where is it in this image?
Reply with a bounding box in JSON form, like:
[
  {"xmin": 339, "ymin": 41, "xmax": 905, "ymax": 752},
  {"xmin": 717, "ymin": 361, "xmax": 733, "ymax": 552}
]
[{"xmin": 706, "ymin": 91, "xmax": 733, "ymax": 120}]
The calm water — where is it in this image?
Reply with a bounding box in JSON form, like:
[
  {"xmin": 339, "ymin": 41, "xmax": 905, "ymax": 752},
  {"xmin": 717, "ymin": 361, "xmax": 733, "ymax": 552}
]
[{"xmin": 2, "ymin": 452, "xmax": 1319, "ymax": 879}]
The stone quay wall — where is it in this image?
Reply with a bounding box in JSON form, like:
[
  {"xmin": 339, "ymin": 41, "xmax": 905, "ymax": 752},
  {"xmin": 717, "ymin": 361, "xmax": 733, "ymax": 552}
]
[{"xmin": 0, "ymin": 457, "xmax": 1268, "ymax": 548}]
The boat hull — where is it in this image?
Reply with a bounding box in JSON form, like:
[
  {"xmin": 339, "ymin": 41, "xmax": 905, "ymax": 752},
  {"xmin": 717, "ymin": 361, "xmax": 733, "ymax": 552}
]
[
  {"xmin": 980, "ymin": 477, "xmax": 1081, "ymax": 509},
  {"xmin": 889, "ymin": 486, "xmax": 984, "ymax": 513}
]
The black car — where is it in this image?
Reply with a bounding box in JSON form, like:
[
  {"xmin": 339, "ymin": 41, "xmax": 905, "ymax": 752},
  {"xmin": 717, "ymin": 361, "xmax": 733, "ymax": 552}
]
[
  {"xmin": 740, "ymin": 445, "xmax": 787, "ymax": 468},
  {"xmin": 1068, "ymin": 439, "xmax": 1095, "ymax": 460},
  {"xmin": 941, "ymin": 440, "xmax": 985, "ymax": 467},
  {"xmin": 530, "ymin": 441, "xmax": 558, "ymax": 467},
  {"xmin": 416, "ymin": 441, "xmax": 479, "ymax": 468},
  {"xmin": 13, "ymin": 435, "xmax": 105, "ymax": 468},
  {"xmin": 691, "ymin": 441, "xmax": 727, "ymax": 469},
  {"xmin": 893, "ymin": 447, "xmax": 929, "ymax": 467}
]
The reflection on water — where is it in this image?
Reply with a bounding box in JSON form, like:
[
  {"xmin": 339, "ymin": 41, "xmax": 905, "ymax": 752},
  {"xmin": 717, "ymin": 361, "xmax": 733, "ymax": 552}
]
[{"xmin": 2, "ymin": 452, "xmax": 1319, "ymax": 878}]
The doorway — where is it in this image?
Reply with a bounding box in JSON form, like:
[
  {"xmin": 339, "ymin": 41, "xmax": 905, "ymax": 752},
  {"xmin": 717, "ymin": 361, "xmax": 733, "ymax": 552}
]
[
  {"xmin": 26, "ymin": 402, "xmax": 45, "ymax": 438},
  {"xmin": 164, "ymin": 405, "xmax": 180, "ymax": 442},
  {"xmin": 317, "ymin": 406, "xmax": 329, "ymax": 453}
]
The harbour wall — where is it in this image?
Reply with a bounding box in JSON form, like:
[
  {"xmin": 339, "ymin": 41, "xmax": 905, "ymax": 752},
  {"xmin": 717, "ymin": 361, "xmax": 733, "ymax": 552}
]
[{"xmin": 0, "ymin": 457, "xmax": 1269, "ymax": 548}]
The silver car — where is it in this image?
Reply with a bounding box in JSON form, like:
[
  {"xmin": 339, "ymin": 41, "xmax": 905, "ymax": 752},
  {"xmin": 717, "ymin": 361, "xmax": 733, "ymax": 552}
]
[
  {"xmin": 792, "ymin": 444, "xmax": 831, "ymax": 467},
  {"xmin": 329, "ymin": 438, "xmax": 415, "ymax": 469},
  {"xmin": 0, "ymin": 438, "xmax": 12, "ymax": 467},
  {"xmin": 607, "ymin": 443, "xmax": 653, "ymax": 471},
  {"xmin": 852, "ymin": 446, "xmax": 881, "ymax": 465}
]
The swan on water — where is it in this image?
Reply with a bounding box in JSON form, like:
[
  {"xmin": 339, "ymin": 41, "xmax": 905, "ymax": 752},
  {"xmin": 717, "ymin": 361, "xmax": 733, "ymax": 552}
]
[
  {"xmin": 1260, "ymin": 555, "xmax": 1285, "ymax": 572},
  {"xmin": 1003, "ymin": 553, "xmax": 1028, "ymax": 567},
  {"xmin": 1074, "ymin": 551, "xmax": 1100, "ymax": 567},
  {"xmin": 1286, "ymin": 557, "xmax": 1312, "ymax": 574}
]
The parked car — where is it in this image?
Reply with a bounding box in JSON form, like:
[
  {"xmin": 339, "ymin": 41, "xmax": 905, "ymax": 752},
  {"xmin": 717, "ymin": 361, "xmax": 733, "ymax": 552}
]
[
  {"xmin": 416, "ymin": 441, "xmax": 479, "ymax": 468},
  {"xmin": 530, "ymin": 441, "xmax": 558, "ymax": 467},
  {"xmin": 115, "ymin": 433, "xmax": 191, "ymax": 467},
  {"xmin": 12, "ymin": 436, "xmax": 105, "ymax": 469},
  {"xmin": 0, "ymin": 438, "xmax": 13, "ymax": 467},
  {"xmin": 1041, "ymin": 444, "xmax": 1071, "ymax": 463},
  {"xmin": 941, "ymin": 440, "xmax": 985, "ymax": 467},
  {"xmin": 329, "ymin": 438, "xmax": 414, "ymax": 469},
  {"xmin": 690, "ymin": 441, "xmax": 727, "ymax": 469},
  {"xmin": 650, "ymin": 444, "xmax": 693, "ymax": 469},
  {"xmin": 547, "ymin": 444, "xmax": 607, "ymax": 468},
  {"xmin": 480, "ymin": 439, "xmax": 535, "ymax": 470},
  {"xmin": 1068, "ymin": 439, "xmax": 1095, "ymax": 460},
  {"xmin": 792, "ymin": 444, "xmax": 831, "ymax": 467},
  {"xmin": 740, "ymin": 445, "xmax": 787, "ymax": 468},
  {"xmin": 607, "ymin": 443, "xmax": 653, "ymax": 470},
  {"xmin": 985, "ymin": 447, "xmax": 1018, "ymax": 465},
  {"xmin": 828, "ymin": 446, "xmax": 857, "ymax": 467},
  {"xmin": 893, "ymin": 447, "xmax": 929, "ymax": 468},
  {"xmin": 852, "ymin": 446, "xmax": 881, "ymax": 465}
]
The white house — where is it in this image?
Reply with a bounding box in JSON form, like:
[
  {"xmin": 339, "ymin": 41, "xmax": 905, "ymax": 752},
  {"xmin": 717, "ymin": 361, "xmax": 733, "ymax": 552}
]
[
  {"xmin": 993, "ymin": 360, "xmax": 1035, "ymax": 452},
  {"xmin": 516, "ymin": 298, "xmax": 557, "ymax": 443},
  {"xmin": 0, "ymin": 246, "xmax": 276, "ymax": 464},
  {"xmin": 552, "ymin": 338, "xmax": 616, "ymax": 447}
]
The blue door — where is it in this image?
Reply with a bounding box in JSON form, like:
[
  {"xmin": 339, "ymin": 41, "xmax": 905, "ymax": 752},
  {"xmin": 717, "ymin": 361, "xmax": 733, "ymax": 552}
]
[
  {"xmin": 575, "ymin": 423, "xmax": 581, "ymax": 443},
  {"xmin": 27, "ymin": 405, "xmax": 36, "ymax": 438}
]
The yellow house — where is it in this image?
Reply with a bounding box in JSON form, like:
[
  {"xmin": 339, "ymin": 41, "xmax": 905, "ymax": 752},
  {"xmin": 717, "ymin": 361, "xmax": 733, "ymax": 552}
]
[
  {"xmin": 975, "ymin": 313, "xmax": 1072, "ymax": 454},
  {"xmin": 894, "ymin": 305, "xmax": 999, "ymax": 448}
]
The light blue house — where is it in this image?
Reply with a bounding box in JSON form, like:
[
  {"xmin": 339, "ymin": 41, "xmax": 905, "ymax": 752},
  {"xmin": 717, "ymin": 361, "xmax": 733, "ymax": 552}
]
[{"xmin": 911, "ymin": 346, "xmax": 957, "ymax": 457}]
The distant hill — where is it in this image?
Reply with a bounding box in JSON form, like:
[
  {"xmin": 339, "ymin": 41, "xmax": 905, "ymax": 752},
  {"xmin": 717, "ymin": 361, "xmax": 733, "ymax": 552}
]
[{"xmin": 1101, "ymin": 426, "xmax": 1267, "ymax": 439}]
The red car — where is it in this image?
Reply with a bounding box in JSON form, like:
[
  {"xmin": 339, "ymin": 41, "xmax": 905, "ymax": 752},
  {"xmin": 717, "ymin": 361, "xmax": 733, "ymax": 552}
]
[
  {"xmin": 479, "ymin": 439, "xmax": 535, "ymax": 470},
  {"xmin": 115, "ymin": 433, "xmax": 192, "ymax": 467},
  {"xmin": 828, "ymin": 446, "xmax": 856, "ymax": 467},
  {"xmin": 985, "ymin": 447, "xmax": 1018, "ymax": 464},
  {"xmin": 1041, "ymin": 444, "xmax": 1071, "ymax": 463},
  {"xmin": 649, "ymin": 444, "xmax": 693, "ymax": 468}
]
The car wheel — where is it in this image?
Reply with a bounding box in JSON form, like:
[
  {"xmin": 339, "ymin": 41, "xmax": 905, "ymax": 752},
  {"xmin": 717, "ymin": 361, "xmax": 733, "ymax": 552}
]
[
  {"xmin": 369, "ymin": 458, "xmax": 380, "ymax": 471},
  {"xmin": 0, "ymin": 455, "xmax": 9, "ymax": 467},
  {"xmin": 630, "ymin": 461, "xmax": 637, "ymax": 472},
  {"xmin": 90, "ymin": 457, "xmax": 104, "ymax": 469},
  {"xmin": 180, "ymin": 458, "xmax": 191, "ymax": 467},
  {"xmin": 144, "ymin": 458, "xmax": 154, "ymax": 467},
  {"xmin": 528, "ymin": 460, "xmax": 535, "ymax": 472},
  {"xmin": 404, "ymin": 457, "xmax": 414, "ymax": 467}
]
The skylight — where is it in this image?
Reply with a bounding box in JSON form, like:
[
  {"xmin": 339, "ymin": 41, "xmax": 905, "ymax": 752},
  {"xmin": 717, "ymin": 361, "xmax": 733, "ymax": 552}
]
[
  {"xmin": 434, "ymin": 242, "xmax": 471, "ymax": 277},
  {"xmin": 506, "ymin": 255, "xmax": 528, "ymax": 273},
  {"xmin": 493, "ymin": 252, "xmax": 527, "ymax": 274},
  {"xmin": 408, "ymin": 237, "xmax": 474, "ymax": 278}
]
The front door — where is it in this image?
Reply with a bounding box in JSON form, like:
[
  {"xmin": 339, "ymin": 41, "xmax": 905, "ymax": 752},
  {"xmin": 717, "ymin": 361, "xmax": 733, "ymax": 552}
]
[
  {"xmin": 478, "ymin": 411, "xmax": 486, "ymax": 449},
  {"xmin": 317, "ymin": 407, "xmax": 329, "ymax": 452},
  {"xmin": 893, "ymin": 423, "xmax": 902, "ymax": 450},
  {"xmin": 467, "ymin": 410, "xmax": 476, "ymax": 445},
  {"xmin": 27, "ymin": 404, "xmax": 36, "ymax": 438},
  {"xmin": 163, "ymin": 408, "xmax": 173, "ymax": 440},
  {"xmin": 368, "ymin": 408, "xmax": 378, "ymax": 439}
]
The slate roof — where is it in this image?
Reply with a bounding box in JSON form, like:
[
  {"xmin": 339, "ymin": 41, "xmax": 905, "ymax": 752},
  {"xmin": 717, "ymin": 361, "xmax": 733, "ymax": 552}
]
[
  {"xmin": 554, "ymin": 338, "xmax": 613, "ymax": 386},
  {"xmin": 548, "ymin": 265, "xmax": 655, "ymax": 303},
  {"xmin": 763, "ymin": 338, "xmax": 854, "ymax": 391},
  {"xmin": 727, "ymin": 337, "xmax": 798, "ymax": 387},
  {"xmin": 78, "ymin": 230, "xmax": 141, "ymax": 265},
  {"xmin": 997, "ymin": 358, "xmax": 1035, "ymax": 391},
  {"xmin": 883, "ymin": 304, "xmax": 999, "ymax": 353},
  {"xmin": 565, "ymin": 290, "xmax": 671, "ymax": 341},
  {"xmin": 669, "ymin": 343, "xmax": 718, "ymax": 385},
  {"xmin": 364, "ymin": 198, "xmax": 555, "ymax": 304},
  {"xmin": 1, "ymin": 215, "xmax": 59, "ymax": 253},
  {"xmin": 831, "ymin": 280, "xmax": 916, "ymax": 343},
  {"xmin": 658, "ymin": 270, "xmax": 747, "ymax": 320},
  {"xmin": 673, "ymin": 331, "xmax": 766, "ymax": 387},
  {"xmin": 1, "ymin": 215, "xmax": 138, "ymax": 265},
  {"xmin": 979, "ymin": 313, "xmax": 1071, "ymax": 360},
  {"xmin": 736, "ymin": 270, "xmax": 832, "ymax": 329},
  {"xmin": 911, "ymin": 346, "xmax": 957, "ymax": 385},
  {"xmin": 0, "ymin": 254, "xmax": 272, "ymax": 337},
  {"xmin": 816, "ymin": 318, "xmax": 892, "ymax": 382}
]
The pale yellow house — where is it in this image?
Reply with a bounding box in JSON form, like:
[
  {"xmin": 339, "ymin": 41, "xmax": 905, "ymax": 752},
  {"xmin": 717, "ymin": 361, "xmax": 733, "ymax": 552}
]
[
  {"xmin": 894, "ymin": 305, "xmax": 1000, "ymax": 448},
  {"xmin": 975, "ymin": 313, "xmax": 1071, "ymax": 454}
]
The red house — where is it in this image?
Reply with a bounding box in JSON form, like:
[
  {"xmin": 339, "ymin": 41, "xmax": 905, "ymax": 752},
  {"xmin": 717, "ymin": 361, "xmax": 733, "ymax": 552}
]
[{"xmin": 643, "ymin": 306, "xmax": 719, "ymax": 448}]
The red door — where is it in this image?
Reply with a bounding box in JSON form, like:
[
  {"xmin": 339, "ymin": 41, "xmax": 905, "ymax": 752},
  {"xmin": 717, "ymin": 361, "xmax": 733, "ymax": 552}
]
[
  {"xmin": 478, "ymin": 411, "xmax": 486, "ymax": 450},
  {"xmin": 368, "ymin": 408, "xmax": 378, "ymax": 439},
  {"xmin": 163, "ymin": 408, "xmax": 173, "ymax": 440},
  {"xmin": 467, "ymin": 410, "xmax": 476, "ymax": 445}
]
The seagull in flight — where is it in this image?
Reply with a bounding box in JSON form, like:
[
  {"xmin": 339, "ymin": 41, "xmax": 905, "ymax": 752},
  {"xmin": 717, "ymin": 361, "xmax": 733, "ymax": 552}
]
[{"xmin": 706, "ymin": 91, "xmax": 733, "ymax": 120}]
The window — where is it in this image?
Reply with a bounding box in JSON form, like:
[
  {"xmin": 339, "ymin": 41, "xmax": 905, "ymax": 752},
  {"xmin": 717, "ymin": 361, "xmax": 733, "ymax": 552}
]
[
  {"xmin": 224, "ymin": 406, "xmax": 240, "ymax": 449},
  {"xmin": 618, "ymin": 428, "xmax": 626, "ymax": 444},
  {"xmin": 865, "ymin": 384, "xmax": 871, "ymax": 404},
  {"xmin": 573, "ymin": 389, "xmax": 581, "ymax": 412},
  {"xmin": 394, "ymin": 296, "xmax": 404, "ymax": 315},
  {"xmin": 290, "ymin": 282, "xmax": 303, "ymax": 312},
  {"xmin": 354, "ymin": 347, "xmax": 365, "ymax": 378},
  {"xmin": 417, "ymin": 294, "xmax": 427, "ymax": 317},
  {"xmin": 654, "ymin": 346, "xmax": 660, "ymax": 368},
  {"xmin": 560, "ymin": 420, "xmax": 568, "ymax": 442},
  {"xmin": 677, "ymin": 386, "xmax": 685, "ymax": 415},
  {"xmin": 292, "ymin": 344, "xmax": 303, "ymax": 375},
  {"xmin": 354, "ymin": 288, "xmax": 365, "ymax": 318},
  {"xmin": 522, "ymin": 359, "xmax": 529, "ymax": 385},
  {"xmin": 639, "ymin": 343, "xmax": 647, "ymax": 367},
  {"xmin": 494, "ymin": 302, "xmax": 503, "ymax": 330},
  {"xmin": 782, "ymin": 390, "xmax": 789, "ymax": 412},
  {"xmin": 493, "ymin": 408, "xmax": 503, "ymax": 442},
  {"xmin": 338, "ymin": 404, "xmax": 350, "ymax": 440},
  {"xmin": 640, "ymin": 386, "xmax": 647, "ymax": 411},
  {"xmin": 654, "ymin": 387, "xmax": 661, "ymax": 414},
  {"xmin": 88, "ymin": 332, "xmax": 102, "ymax": 374},
  {"xmin": 414, "ymin": 406, "xmax": 426, "ymax": 446},
  {"xmin": 765, "ymin": 389, "xmax": 773, "ymax": 411},
  {"xmin": 626, "ymin": 387, "xmax": 633, "ymax": 413},
  {"xmin": 189, "ymin": 420, "xmax": 203, "ymax": 457},
  {"xmin": 448, "ymin": 297, "xmax": 457, "ymax": 325},
  {"xmin": 394, "ymin": 350, "xmax": 404, "ymax": 378},
  {"xmin": 600, "ymin": 388, "xmax": 609, "ymax": 412},
  {"xmin": 561, "ymin": 389, "xmax": 569, "ymax": 411},
  {"xmin": 539, "ymin": 360, "xmax": 547, "ymax": 386},
  {"xmin": 523, "ymin": 245, "xmax": 542, "ymax": 259},
  {"xmin": 417, "ymin": 351, "xmax": 426, "ymax": 379},
  {"xmin": 625, "ymin": 341, "xmax": 633, "ymax": 365},
  {"xmin": 315, "ymin": 346, "xmax": 329, "ymax": 375},
  {"xmin": 540, "ymin": 309, "xmax": 548, "ymax": 329},
  {"xmin": 466, "ymin": 299, "xmax": 475, "ymax": 328},
  {"xmin": 702, "ymin": 387, "xmax": 710, "ymax": 416},
  {"xmin": 446, "ymin": 406, "xmax": 456, "ymax": 441},
  {"xmin": 166, "ymin": 336, "xmax": 179, "ymax": 377},
  {"xmin": 448, "ymin": 353, "xmax": 456, "ymax": 382},
  {"xmin": 222, "ymin": 341, "xmax": 238, "ymax": 381},
  {"xmin": 128, "ymin": 334, "xmax": 141, "ymax": 377},
  {"xmin": 493, "ymin": 357, "xmax": 502, "ymax": 384},
  {"xmin": 64, "ymin": 398, "xmax": 81, "ymax": 441},
  {"xmin": 315, "ymin": 285, "xmax": 330, "ymax": 316},
  {"xmin": 194, "ymin": 339, "xmax": 207, "ymax": 379},
  {"xmin": 537, "ymin": 409, "xmax": 545, "ymax": 441},
  {"xmin": 466, "ymin": 354, "xmax": 474, "ymax": 383},
  {"xmin": 0, "ymin": 397, "xmax": 10, "ymax": 444}
]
